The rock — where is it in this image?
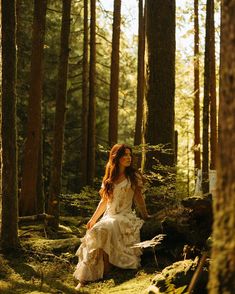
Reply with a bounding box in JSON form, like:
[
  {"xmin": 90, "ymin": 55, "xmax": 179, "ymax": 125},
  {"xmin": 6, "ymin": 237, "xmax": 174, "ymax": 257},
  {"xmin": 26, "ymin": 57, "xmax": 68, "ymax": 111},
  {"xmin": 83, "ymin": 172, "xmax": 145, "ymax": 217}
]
[{"xmin": 147, "ymin": 258, "xmax": 208, "ymax": 293}]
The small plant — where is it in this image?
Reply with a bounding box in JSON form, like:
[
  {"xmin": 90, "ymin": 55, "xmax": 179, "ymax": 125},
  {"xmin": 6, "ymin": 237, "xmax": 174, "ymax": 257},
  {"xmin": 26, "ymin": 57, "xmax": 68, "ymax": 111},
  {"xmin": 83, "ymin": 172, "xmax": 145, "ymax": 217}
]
[{"xmin": 165, "ymin": 280, "xmax": 188, "ymax": 293}]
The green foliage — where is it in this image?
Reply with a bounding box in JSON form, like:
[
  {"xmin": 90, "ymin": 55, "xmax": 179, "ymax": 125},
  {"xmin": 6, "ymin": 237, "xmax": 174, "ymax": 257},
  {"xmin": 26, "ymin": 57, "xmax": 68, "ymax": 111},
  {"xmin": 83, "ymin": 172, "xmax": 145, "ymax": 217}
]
[
  {"xmin": 60, "ymin": 186, "xmax": 100, "ymax": 216},
  {"xmin": 165, "ymin": 281, "xmax": 188, "ymax": 294}
]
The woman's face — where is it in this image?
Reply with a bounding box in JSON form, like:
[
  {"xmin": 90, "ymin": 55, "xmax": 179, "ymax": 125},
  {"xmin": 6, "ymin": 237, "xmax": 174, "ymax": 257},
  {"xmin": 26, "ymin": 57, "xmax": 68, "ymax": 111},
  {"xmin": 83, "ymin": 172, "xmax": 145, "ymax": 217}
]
[{"xmin": 119, "ymin": 148, "xmax": 132, "ymax": 168}]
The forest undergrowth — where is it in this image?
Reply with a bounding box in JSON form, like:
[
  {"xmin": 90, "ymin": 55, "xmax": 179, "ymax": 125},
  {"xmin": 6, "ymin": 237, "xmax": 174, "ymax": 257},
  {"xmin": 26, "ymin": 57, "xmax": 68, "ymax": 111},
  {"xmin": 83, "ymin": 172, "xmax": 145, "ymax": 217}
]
[{"xmin": 0, "ymin": 215, "xmax": 158, "ymax": 294}]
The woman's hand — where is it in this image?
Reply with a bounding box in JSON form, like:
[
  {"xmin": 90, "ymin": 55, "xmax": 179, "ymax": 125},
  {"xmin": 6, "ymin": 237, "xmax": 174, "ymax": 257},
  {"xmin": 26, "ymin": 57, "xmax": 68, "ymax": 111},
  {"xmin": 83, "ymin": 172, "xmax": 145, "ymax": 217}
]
[
  {"xmin": 142, "ymin": 214, "xmax": 154, "ymax": 221},
  {"xmin": 86, "ymin": 198, "xmax": 107, "ymax": 230},
  {"xmin": 86, "ymin": 219, "xmax": 96, "ymax": 229}
]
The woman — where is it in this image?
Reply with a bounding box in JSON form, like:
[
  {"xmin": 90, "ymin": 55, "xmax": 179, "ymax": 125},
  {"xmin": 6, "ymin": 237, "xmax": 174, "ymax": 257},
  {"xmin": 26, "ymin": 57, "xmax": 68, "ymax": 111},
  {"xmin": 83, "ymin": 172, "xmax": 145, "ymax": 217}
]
[{"xmin": 74, "ymin": 144, "xmax": 150, "ymax": 290}]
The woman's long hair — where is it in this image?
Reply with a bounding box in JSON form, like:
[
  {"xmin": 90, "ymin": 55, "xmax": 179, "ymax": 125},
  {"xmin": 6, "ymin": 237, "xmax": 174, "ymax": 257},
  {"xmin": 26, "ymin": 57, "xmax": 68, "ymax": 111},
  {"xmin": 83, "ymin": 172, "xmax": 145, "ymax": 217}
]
[{"xmin": 101, "ymin": 144, "xmax": 139, "ymax": 200}]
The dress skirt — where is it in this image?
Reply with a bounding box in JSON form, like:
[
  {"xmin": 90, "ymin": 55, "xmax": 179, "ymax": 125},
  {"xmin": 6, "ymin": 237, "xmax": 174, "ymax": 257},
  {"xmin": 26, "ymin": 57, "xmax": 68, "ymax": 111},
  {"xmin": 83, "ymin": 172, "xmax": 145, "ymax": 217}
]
[{"xmin": 73, "ymin": 178, "xmax": 144, "ymax": 282}]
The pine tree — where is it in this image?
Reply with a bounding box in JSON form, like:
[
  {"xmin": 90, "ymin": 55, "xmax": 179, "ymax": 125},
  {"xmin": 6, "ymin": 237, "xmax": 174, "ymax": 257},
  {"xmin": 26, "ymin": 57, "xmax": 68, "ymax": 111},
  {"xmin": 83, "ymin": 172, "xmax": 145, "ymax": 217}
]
[
  {"xmin": 1, "ymin": 0, "xmax": 19, "ymax": 249},
  {"xmin": 145, "ymin": 0, "xmax": 176, "ymax": 169},
  {"xmin": 48, "ymin": 0, "xmax": 72, "ymax": 228},
  {"xmin": 108, "ymin": 0, "xmax": 121, "ymax": 147},
  {"xmin": 208, "ymin": 1, "xmax": 235, "ymax": 291},
  {"xmin": 20, "ymin": 0, "xmax": 47, "ymax": 216}
]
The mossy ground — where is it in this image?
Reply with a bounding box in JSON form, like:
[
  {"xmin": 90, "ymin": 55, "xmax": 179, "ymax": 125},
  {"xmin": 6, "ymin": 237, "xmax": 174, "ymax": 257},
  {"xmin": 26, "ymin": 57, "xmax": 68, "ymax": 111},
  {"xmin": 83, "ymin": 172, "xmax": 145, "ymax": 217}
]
[{"xmin": 0, "ymin": 216, "xmax": 158, "ymax": 294}]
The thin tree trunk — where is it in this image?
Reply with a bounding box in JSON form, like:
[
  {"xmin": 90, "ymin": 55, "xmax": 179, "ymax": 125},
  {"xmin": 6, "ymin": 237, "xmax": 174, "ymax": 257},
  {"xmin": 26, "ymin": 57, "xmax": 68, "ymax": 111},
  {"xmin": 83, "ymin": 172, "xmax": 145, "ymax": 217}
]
[
  {"xmin": 134, "ymin": 0, "xmax": 145, "ymax": 146},
  {"xmin": 20, "ymin": 0, "xmax": 47, "ymax": 216},
  {"xmin": 209, "ymin": 0, "xmax": 217, "ymax": 170},
  {"xmin": 194, "ymin": 0, "xmax": 201, "ymax": 172},
  {"xmin": 1, "ymin": 0, "xmax": 19, "ymax": 249},
  {"xmin": 208, "ymin": 1, "xmax": 235, "ymax": 291},
  {"xmin": 108, "ymin": 0, "xmax": 121, "ymax": 147},
  {"xmin": 87, "ymin": 0, "xmax": 96, "ymax": 185},
  {"xmin": 48, "ymin": 0, "xmax": 72, "ymax": 228},
  {"xmin": 37, "ymin": 132, "xmax": 44, "ymax": 214},
  {"xmin": 0, "ymin": 0, "xmax": 2, "ymax": 234},
  {"xmin": 202, "ymin": 0, "xmax": 212, "ymax": 194},
  {"xmin": 81, "ymin": 0, "xmax": 89, "ymax": 186}
]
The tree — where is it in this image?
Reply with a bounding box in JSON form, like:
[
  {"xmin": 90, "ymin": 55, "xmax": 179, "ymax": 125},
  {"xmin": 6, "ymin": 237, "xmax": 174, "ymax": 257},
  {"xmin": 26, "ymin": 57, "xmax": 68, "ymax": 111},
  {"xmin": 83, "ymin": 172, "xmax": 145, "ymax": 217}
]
[
  {"xmin": 134, "ymin": 0, "xmax": 145, "ymax": 147},
  {"xmin": 144, "ymin": 0, "xmax": 176, "ymax": 169},
  {"xmin": 209, "ymin": 0, "xmax": 217, "ymax": 170},
  {"xmin": 20, "ymin": 0, "xmax": 47, "ymax": 216},
  {"xmin": 80, "ymin": 0, "xmax": 89, "ymax": 186},
  {"xmin": 87, "ymin": 0, "xmax": 96, "ymax": 184},
  {"xmin": 208, "ymin": 1, "xmax": 235, "ymax": 292},
  {"xmin": 48, "ymin": 0, "xmax": 72, "ymax": 228},
  {"xmin": 0, "ymin": 0, "xmax": 2, "ymax": 233},
  {"xmin": 193, "ymin": 0, "xmax": 201, "ymax": 173},
  {"xmin": 202, "ymin": 0, "xmax": 214, "ymax": 194},
  {"xmin": 1, "ymin": 0, "xmax": 19, "ymax": 249},
  {"xmin": 108, "ymin": 0, "xmax": 121, "ymax": 147}
]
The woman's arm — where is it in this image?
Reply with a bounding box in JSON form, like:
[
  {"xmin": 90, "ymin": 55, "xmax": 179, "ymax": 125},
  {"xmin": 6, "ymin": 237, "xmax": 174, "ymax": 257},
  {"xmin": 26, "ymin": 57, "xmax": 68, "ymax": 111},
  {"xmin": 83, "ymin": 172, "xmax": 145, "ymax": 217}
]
[
  {"xmin": 87, "ymin": 190, "xmax": 107, "ymax": 229},
  {"xmin": 134, "ymin": 187, "xmax": 150, "ymax": 220}
]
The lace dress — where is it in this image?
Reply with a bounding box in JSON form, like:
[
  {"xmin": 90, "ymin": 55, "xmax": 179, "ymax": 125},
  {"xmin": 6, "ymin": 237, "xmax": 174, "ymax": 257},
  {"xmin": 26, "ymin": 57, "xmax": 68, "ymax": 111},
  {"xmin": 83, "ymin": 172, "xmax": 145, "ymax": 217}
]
[{"xmin": 73, "ymin": 177, "xmax": 144, "ymax": 282}]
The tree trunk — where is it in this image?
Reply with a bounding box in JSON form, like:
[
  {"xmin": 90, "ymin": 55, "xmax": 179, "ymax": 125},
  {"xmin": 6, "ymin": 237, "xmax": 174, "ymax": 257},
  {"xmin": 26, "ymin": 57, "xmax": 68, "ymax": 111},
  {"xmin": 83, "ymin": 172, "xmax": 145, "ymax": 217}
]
[
  {"xmin": 20, "ymin": 0, "xmax": 47, "ymax": 216},
  {"xmin": 108, "ymin": 0, "xmax": 121, "ymax": 147},
  {"xmin": 1, "ymin": 0, "xmax": 19, "ymax": 249},
  {"xmin": 209, "ymin": 0, "xmax": 217, "ymax": 170},
  {"xmin": 202, "ymin": 0, "xmax": 212, "ymax": 194},
  {"xmin": 81, "ymin": 0, "xmax": 89, "ymax": 186},
  {"xmin": 0, "ymin": 0, "xmax": 2, "ymax": 234},
  {"xmin": 48, "ymin": 0, "xmax": 72, "ymax": 229},
  {"xmin": 194, "ymin": 0, "xmax": 201, "ymax": 172},
  {"xmin": 37, "ymin": 133, "xmax": 44, "ymax": 214},
  {"xmin": 144, "ymin": 0, "xmax": 176, "ymax": 169},
  {"xmin": 87, "ymin": 0, "xmax": 96, "ymax": 185},
  {"xmin": 208, "ymin": 1, "xmax": 235, "ymax": 292},
  {"xmin": 134, "ymin": 0, "xmax": 145, "ymax": 146}
]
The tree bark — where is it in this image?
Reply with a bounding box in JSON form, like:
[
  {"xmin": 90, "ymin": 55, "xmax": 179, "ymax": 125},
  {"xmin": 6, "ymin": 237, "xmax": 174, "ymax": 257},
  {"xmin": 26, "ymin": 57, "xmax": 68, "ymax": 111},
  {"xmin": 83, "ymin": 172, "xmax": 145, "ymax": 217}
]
[
  {"xmin": 202, "ymin": 0, "xmax": 213, "ymax": 194},
  {"xmin": 37, "ymin": 133, "xmax": 44, "ymax": 214},
  {"xmin": 108, "ymin": 0, "xmax": 121, "ymax": 147},
  {"xmin": 145, "ymin": 0, "xmax": 176, "ymax": 169},
  {"xmin": 208, "ymin": 1, "xmax": 235, "ymax": 292},
  {"xmin": 81, "ymin": 0, "xmax": 89, "ymax": 186},
  {"xmin": 194, "ymin": 0, "xmax": 201, "ymax": 172},
  {"xmin": 87, "ymin": 0, "xmax": 96, "ymax": 185},
  {"xmin": 134, "ymin": 0, "xmax": 145, "ymax": 146},
  {"xmin": 209, "ymin": 0, "xmax": 217, "ymax": 170},
  {"xmin": 20, "ymin": 0, "xmax": 47, "ymax": 216},
  {"xmin": 1, "ymin": 0, "xmax": 19, "ymax": 249},
  {"xmin": 0, "ymin": 0, "xmax": 2, "ymax": 234},
  {"xmin": 48, "ymin": 0, "xmax": 72, "ymax": 228}
]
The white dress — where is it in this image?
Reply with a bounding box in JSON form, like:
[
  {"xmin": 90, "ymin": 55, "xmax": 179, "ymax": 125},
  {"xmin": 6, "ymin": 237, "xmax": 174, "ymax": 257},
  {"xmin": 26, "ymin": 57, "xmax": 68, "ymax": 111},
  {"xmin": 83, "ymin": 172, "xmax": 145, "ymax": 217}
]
[{"xmin": 73, "ymin": 177, "xmax": 144, "ymax": 282}]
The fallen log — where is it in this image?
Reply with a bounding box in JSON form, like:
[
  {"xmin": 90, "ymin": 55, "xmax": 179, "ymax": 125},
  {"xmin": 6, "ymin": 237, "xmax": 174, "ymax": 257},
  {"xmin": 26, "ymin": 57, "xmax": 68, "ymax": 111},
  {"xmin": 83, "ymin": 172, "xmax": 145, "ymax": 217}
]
[
  {"xmin": 18, "ymin": 213, "xmax": 55, "ymax": 223},
  {"xmin": 141, "ymin": 195, "xmax": 212, "ymax": 247}
]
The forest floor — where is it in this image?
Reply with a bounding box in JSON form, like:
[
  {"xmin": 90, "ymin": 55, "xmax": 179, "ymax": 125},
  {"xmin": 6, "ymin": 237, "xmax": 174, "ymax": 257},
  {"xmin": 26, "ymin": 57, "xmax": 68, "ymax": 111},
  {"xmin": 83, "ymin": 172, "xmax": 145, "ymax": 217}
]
[{"xmin": 0, "ymin": 216, "xmax": 158, "ymax": 294}]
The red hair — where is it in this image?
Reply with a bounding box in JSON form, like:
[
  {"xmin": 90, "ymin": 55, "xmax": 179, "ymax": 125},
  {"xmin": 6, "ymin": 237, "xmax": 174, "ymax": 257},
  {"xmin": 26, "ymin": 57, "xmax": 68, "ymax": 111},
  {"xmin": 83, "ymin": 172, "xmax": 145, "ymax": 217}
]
[{"xmin": 101, "ymin": 144, "xmax": 139, "ymax": 200}]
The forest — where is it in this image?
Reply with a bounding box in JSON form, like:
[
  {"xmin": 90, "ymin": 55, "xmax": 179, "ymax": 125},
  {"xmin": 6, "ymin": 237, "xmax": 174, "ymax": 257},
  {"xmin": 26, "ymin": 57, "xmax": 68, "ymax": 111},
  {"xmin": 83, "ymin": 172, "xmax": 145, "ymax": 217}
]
[{"xmin": 0, "ymin": 0, "xmax": 235, "ymax": 293}]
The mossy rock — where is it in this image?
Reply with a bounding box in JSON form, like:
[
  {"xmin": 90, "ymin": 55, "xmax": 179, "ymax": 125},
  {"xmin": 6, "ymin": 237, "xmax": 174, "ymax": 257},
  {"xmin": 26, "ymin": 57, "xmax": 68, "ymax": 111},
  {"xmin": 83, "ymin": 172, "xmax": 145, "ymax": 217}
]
[{"xmin": 147, "ymin": 258, "xmax": 208, "ymax": 293}]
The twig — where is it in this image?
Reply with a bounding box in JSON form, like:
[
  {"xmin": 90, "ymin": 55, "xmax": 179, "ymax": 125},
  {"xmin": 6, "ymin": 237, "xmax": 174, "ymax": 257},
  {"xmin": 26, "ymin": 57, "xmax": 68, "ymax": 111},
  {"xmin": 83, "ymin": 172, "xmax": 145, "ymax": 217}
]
[{"xmin": 187, "ymin": 251, "xmax": 208, "ymax": 293}]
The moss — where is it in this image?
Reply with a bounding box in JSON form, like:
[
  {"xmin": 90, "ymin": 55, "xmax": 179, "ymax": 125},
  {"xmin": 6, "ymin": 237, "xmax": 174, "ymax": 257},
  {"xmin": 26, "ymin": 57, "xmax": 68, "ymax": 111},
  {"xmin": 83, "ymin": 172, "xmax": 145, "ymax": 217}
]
[
  {"xmin": 1, "ymin": 219, "xmax": 158, "ymax": 294},
  {"xmin": 149, "ymin": 259, "xmax": 201, "ymax": 293}
]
